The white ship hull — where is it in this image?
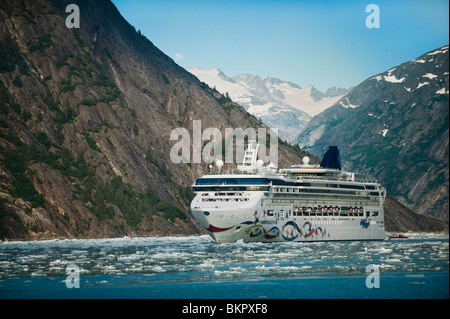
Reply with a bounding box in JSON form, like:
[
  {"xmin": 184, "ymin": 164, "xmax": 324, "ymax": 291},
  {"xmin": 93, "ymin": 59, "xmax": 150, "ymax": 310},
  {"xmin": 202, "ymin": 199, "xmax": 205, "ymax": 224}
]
[{"xmin": 191, "ymin": 191, "xmax": 385, "ymax": 243}]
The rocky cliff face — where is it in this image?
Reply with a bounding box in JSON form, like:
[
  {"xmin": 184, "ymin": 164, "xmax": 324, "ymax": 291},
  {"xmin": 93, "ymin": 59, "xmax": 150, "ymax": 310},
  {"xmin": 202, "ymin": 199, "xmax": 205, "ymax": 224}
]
[
  {"xmin": 296, "ymin": 46, "xmax": 449, "ymax": 221},
  {"xmin": 0, "ymin": 0, "xmax": 312, "ymax": 240},
  {"xmin": 384, "ymin": 196, "xmax": 448, "ymax": 233}
]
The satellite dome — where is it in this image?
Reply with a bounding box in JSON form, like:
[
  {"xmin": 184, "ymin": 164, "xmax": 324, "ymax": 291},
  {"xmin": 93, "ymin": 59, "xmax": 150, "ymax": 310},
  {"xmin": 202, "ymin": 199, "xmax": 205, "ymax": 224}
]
[
  {"xmin": 256, "ymin": 159, "xmax": 264, "ymax": 168},
  {"xmin": 303, "ymin": 156, "xmax": 310, "ymax": 164},
  {"xmin": 216, "ymin": 160, "xmax": 224, "ymax": 168}
]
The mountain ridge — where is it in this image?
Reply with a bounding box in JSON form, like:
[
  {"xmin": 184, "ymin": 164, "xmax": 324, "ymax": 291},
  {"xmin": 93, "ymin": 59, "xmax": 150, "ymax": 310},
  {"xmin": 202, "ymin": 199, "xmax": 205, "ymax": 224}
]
[
  {"xmin": 295, "ymin": 45, "xmax": 449, "ymax": 221},
  {"xmin": 186, "ymin": 66, "xmax": 349, "ymax": 142}
]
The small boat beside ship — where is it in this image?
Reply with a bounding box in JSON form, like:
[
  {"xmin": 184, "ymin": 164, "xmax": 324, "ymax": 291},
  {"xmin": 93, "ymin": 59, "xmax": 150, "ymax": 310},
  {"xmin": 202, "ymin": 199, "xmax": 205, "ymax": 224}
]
[{"xmin": 388, "ymin": 234, "xmax": 408, "ymax": 240}]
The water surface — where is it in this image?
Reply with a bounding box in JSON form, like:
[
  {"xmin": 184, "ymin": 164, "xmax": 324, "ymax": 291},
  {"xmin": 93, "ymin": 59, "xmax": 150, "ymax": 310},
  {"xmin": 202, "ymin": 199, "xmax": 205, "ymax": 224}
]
[{"xmin": 0, "ymin": 233, "xmax": 448, "ymax": 299}]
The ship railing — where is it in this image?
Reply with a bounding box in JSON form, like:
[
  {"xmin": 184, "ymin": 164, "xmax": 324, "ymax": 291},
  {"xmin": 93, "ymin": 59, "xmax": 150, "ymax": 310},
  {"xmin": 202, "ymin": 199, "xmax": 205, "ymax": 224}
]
[
  {"xmin": 285, "ymin": 175, "xmax": 378, "ymax": 183},
  {"xmin": 207, "ymin": 168, "xmax": 261, "ymax": 175},
  {"xmin": 353, "ymin": 173, "xmax": 378, "ymax": 183},
  {"xmin": 206, "ymin": 168, "xmax": 378, "ymax": 183}
]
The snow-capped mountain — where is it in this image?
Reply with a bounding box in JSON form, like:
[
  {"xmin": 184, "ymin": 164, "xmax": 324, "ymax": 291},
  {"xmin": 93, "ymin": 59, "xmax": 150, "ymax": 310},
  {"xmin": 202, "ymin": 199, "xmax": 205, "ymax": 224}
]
[
  {"xmin": 186, "ymin": 66, "xmax": 347, "ymax": 142},
  {"xmin": 295, "ymin": 45, "xmax": 449, "ymax": 221},
  {"xmin": 262, "ymin": 77, "xmax": 347, "ymax": 117}
]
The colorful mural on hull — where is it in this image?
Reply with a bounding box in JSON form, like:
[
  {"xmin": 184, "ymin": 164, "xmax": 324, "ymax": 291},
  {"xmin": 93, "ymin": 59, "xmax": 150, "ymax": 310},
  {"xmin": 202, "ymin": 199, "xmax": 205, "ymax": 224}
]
[
  {"xmin": 281, "ymin": 221, "xmax": 328, "ymax": 241},
  {"xmin": 244, "ymin": 224, "xmax": 281, "ymax": 240},
  {"xmin": 204, "ymin": 219, "xmax": 373, "ymax": 241}
]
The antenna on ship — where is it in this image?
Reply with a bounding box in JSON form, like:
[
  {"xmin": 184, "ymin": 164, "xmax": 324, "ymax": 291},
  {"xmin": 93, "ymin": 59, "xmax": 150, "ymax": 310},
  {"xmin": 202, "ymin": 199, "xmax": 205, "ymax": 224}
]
[{"xmin": 237, "ymin": 140, "xmax": 260, "ymax": 173}]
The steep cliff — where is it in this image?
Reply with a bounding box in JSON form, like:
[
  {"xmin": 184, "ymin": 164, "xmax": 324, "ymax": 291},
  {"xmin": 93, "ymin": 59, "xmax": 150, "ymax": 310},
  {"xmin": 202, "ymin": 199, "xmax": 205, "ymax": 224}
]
[
  {"xmin": 384, "ymin": 196, "xmax": 448, "ymax": 233},
  {"xmin": 0, "ymin": 0, "xmax": 311, "ymax": 240}
]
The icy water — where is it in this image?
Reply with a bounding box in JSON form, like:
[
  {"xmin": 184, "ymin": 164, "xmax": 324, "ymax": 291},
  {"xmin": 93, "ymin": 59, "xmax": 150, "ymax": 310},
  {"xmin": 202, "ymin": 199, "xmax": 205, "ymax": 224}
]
[{"xmin": 0, "ymin": 233, "xmax": 448, "ymax": 299}]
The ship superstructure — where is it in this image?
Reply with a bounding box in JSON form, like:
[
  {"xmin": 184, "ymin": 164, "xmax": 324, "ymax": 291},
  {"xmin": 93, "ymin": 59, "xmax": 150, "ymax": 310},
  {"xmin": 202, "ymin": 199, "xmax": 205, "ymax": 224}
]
[{"xmin": 191, "ymin": 141, "xmax": 385, "ymax": 242}]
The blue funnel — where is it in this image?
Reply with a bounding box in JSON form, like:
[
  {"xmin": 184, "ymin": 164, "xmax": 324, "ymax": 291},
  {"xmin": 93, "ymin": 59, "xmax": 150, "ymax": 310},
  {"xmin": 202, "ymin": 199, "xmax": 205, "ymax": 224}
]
[{"xmin": 321, "ymin": 146, "xmax": 341, "ymax": 170}]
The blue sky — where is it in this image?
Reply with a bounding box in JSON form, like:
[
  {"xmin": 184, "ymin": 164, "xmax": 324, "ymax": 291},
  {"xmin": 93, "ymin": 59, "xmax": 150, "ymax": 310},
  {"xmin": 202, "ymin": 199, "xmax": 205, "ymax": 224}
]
[{"xmin": 111, "ymin": 0, "xmax": 449, "ymax": 92}]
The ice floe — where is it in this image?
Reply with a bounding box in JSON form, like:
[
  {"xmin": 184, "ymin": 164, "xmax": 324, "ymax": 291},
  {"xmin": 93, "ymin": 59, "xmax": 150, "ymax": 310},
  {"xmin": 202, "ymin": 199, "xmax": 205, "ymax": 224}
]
[{"xmin": 0, "ymin": 234, "xmax": 447, "ymax": 282}]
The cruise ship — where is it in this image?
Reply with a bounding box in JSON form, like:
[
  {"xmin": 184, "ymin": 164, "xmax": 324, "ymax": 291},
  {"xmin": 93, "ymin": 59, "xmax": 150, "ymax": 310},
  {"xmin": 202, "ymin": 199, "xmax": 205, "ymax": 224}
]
[{"xmin": 191, "ymin": 141, "xmax": 385, "ymax": 243}]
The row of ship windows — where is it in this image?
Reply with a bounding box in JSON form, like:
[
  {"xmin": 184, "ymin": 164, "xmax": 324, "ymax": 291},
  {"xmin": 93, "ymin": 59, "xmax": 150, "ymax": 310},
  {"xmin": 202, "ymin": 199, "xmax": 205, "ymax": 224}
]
[
  {"xmin": 273, "ymin": 181, "xmax": 378, "ymax": 190},
  {"xmin": 198, "ymin": 197, "xmax": 380, "ymax": 205},
  {"xmin": 201, "ymin": 192, "xmax": 244, "ymax": 196},
  {"xmin": 265, "ymin": 210, "xmax": 379, "ymax": 218},
  {"xmin": 193, "ymin": 187, "xmax": 268, "ymax": 192},
  {"xmin": 270, "ymin": 198, "xmax": 381, "ymax": 205},
  {"xmin": 274, "ymin": 196, "xmax": 378, "ymax": 204},
  {"xmin": 195, "ymin": 187, "xmax": 381, "ymax": 196},
  {"xmin": 273, "ymin": 187, "xmax": 380, "ymax": 196},
  {"xmin": 195, "ymin": 178, "xmax": 379, "ymax": 190},
  {"xmin": 201, "ymin": 198, "xmax": 249, "ymax": 202}
]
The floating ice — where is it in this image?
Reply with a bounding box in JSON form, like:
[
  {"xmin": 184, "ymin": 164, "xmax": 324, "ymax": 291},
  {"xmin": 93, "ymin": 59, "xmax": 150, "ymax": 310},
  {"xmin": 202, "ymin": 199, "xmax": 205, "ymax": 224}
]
[{"xmin": 0, "ymin": 234, "xmax": 447, "ymax": 282}]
